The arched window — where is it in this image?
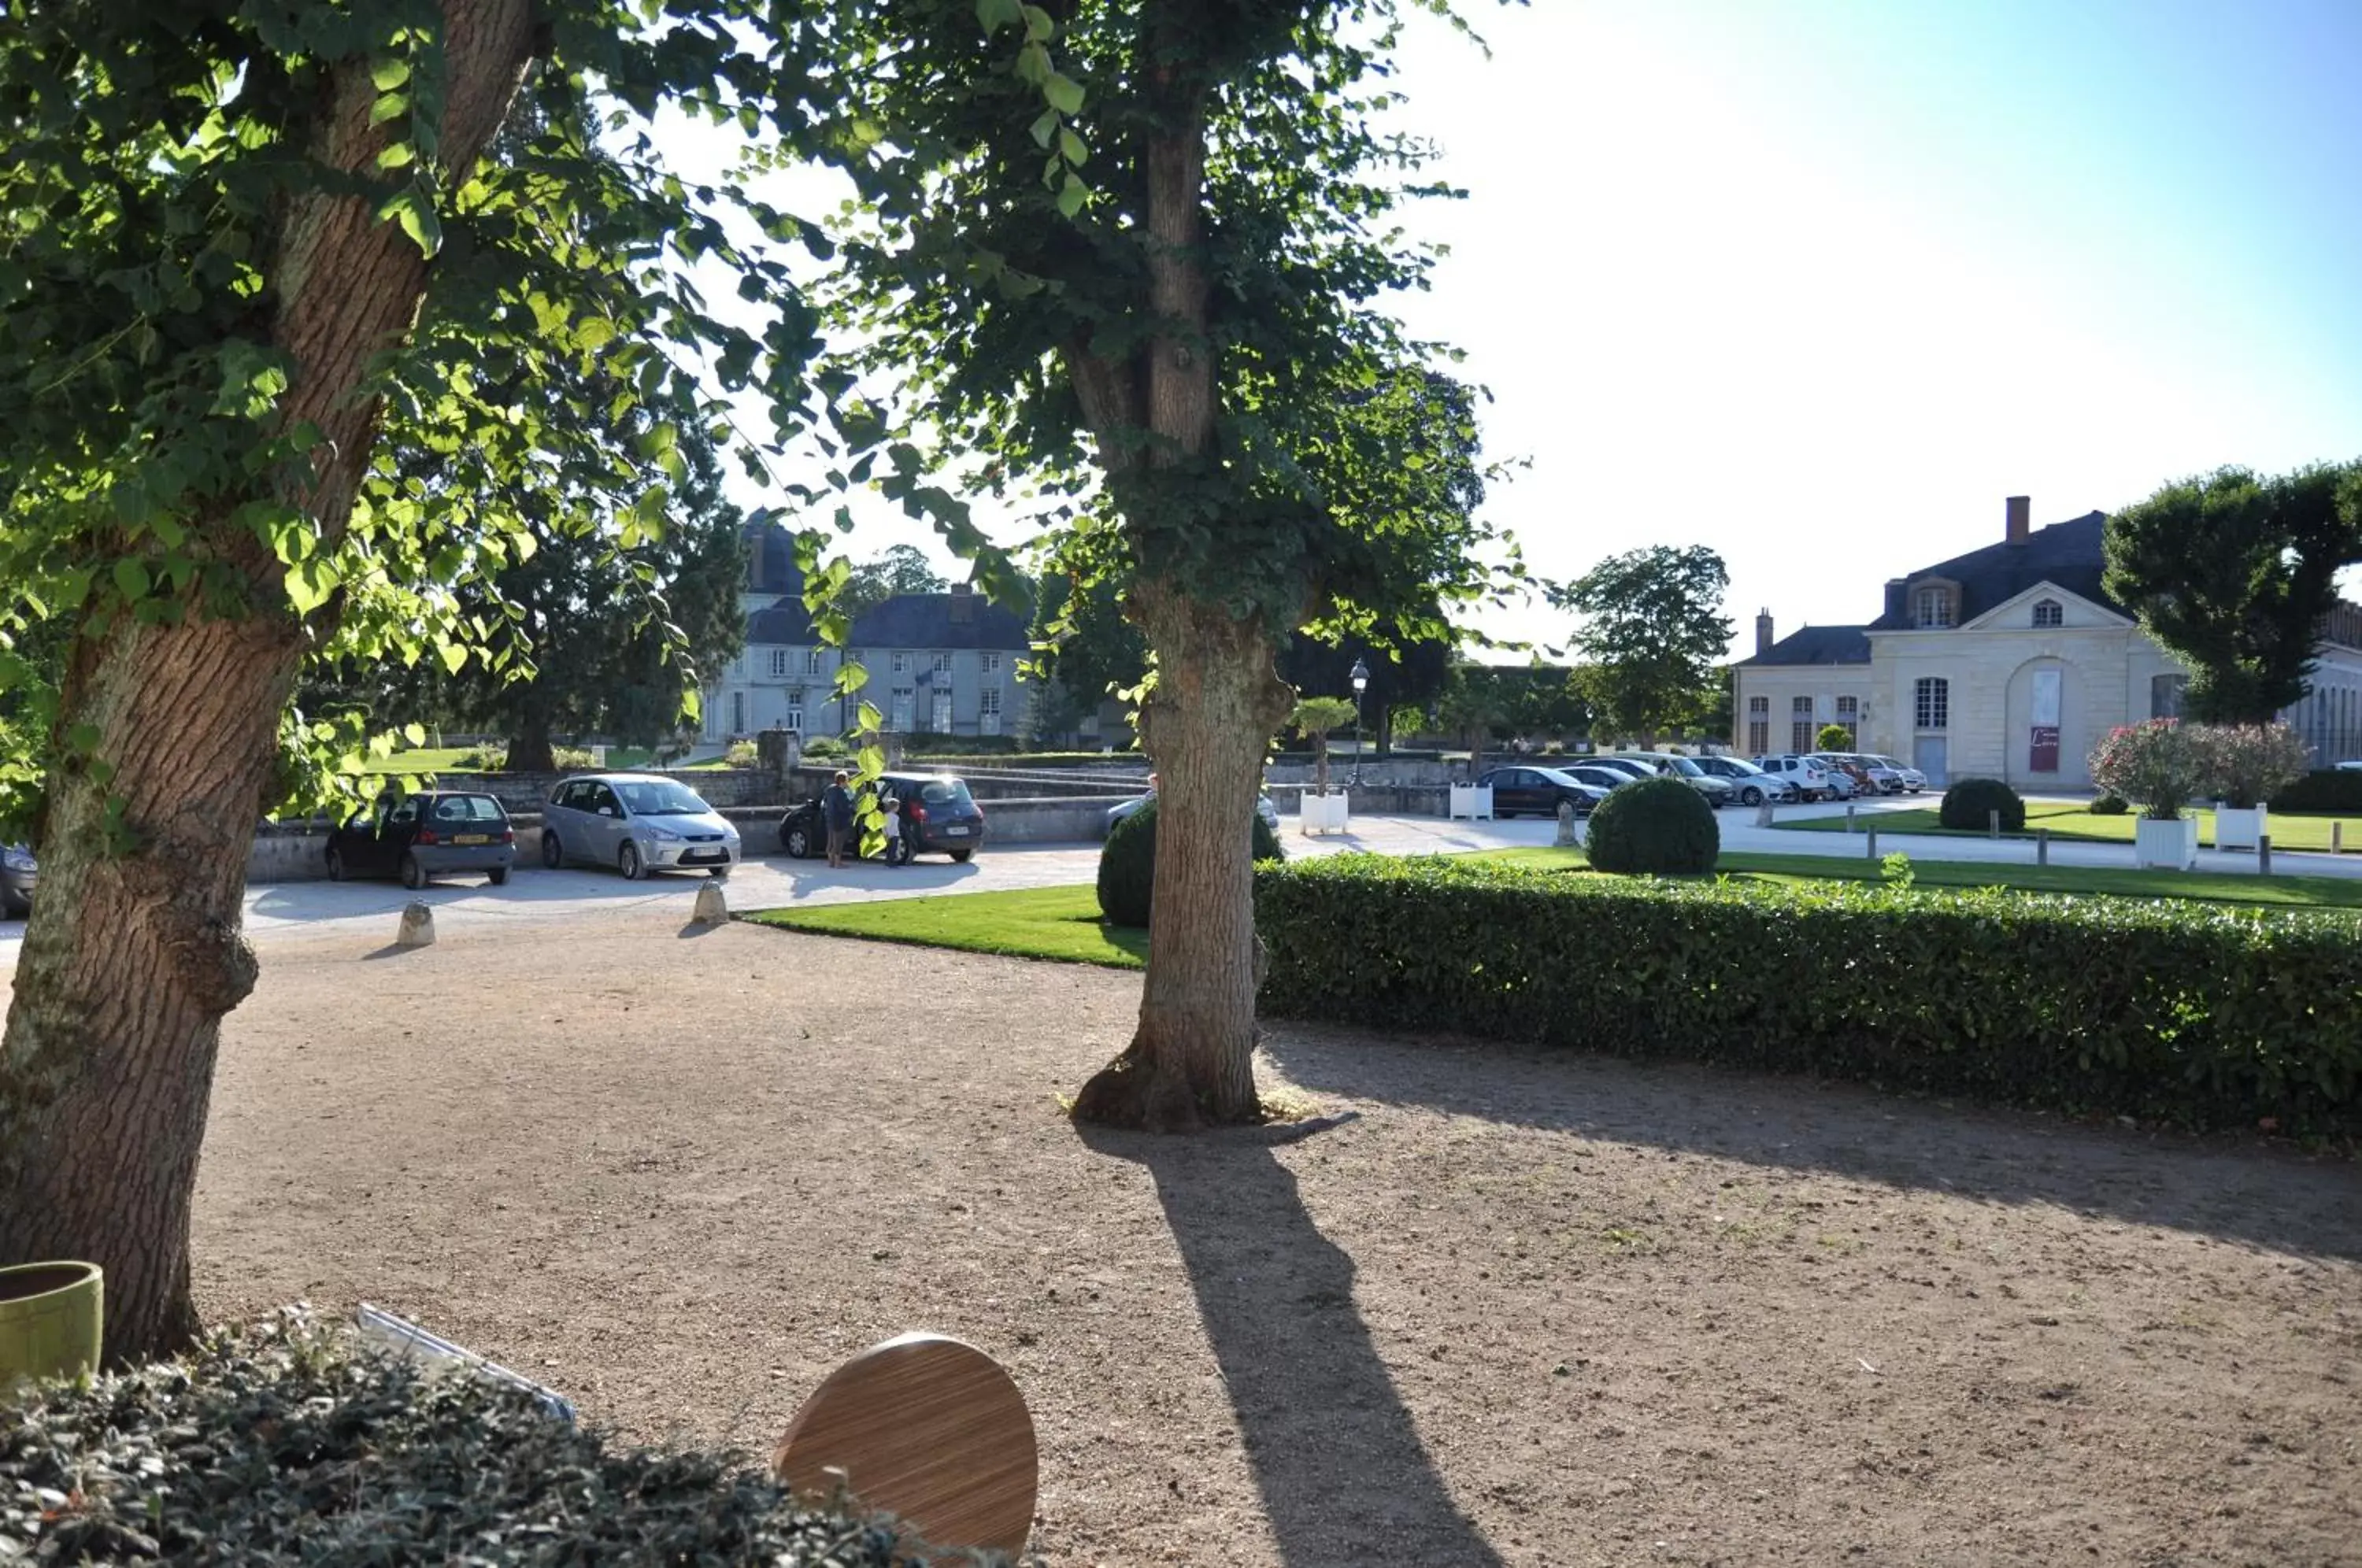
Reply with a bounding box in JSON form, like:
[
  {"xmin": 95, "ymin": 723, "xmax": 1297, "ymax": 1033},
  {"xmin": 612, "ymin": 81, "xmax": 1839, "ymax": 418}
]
[
  {"xmin": 2031, "ymin": 599, "xmax": 2063, "ymax": 628},
  {"xmin": 1914, "ymin": 678, "xmax": 1949, "ymax": 730}
]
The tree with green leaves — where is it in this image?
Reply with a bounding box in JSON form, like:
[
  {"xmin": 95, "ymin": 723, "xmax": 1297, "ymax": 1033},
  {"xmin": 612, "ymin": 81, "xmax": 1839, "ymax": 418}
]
[
  {"xmin": 1289, "ymin": 696, "xmax": 1358, "ymax": 795},
  {"xmin": 0, "ymin": 1, "xmax": 846, "ymax": 1362},
  {"xmin": 1558, "ymin": 545, "xmax": 1733, "ymax": 746},
  {"xmin": 839, "ymin": 543, "xmax": 951, "ymax": 619},
  {"xmin": 805, "ymin": 4, "xmax": 1515, "ymax": 1127},
  {"xmin": 1816, "ymin": 722, "xmax": 1853, "ymax": 752},
  {"xmin": 1026, "ymin": 569, "xmax": 1148, "ymax": 745},
  {"xmin": 2103, "ymin": 463, "xmax": 2362, "ymax": 723}
]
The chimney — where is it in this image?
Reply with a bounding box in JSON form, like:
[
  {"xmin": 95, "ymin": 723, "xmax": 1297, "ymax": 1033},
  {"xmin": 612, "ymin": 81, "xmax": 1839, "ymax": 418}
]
[
  {"xmin": 949, "ymin": 580, "xmax": 975, "ymax": 625},
  {"xmin": 1883, "ymin": 578, "xmax": 1908, "ymax": 623},
  {"xmin": 1754, "ymin": 608, "xmax": 1773, "ymax": 656},
  {"xmin": 2005, "ymin": 495, "xmax": 2031, "ymax": 546}
]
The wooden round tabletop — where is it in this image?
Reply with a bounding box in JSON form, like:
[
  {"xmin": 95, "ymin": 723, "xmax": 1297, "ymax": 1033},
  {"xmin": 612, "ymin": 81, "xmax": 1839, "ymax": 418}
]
[{"xmin": 772, "ymin": 1332, "xmax": 1037, "ymax": 1560}]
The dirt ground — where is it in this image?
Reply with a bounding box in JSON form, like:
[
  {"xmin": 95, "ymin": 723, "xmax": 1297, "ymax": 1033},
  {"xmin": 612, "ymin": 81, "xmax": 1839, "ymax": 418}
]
[{"xmin": 165, "ymin": 913, "xmax": 2360, "ymax": 1566}]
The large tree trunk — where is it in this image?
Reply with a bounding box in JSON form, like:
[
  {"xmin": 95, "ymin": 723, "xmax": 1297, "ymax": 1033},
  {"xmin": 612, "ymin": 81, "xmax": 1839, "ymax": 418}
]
[
  {"xmin": 0, "ymin": 3, "xmax": 535, "ymax": 1366},
  {"xmin": 1072, "ymin": 591, "xmax": 1293, "ymax": 1130},
  {"xmin": 507, "ymin": 703, "xmax": 557, "ymax": 774}
]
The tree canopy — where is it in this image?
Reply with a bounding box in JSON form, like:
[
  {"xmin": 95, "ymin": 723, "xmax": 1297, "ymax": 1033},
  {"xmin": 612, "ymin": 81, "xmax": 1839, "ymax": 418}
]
[
  {"xmin": 2103, "ymin": 463, "xmax": 2362, "ymax": 723},
  {"xmin": 839, "ymin": 544, "xmax": 952, "ymax": 619},
  {"xmin": 1557, "ymin": 545, "xmax": 1733, "ymax": 745}
]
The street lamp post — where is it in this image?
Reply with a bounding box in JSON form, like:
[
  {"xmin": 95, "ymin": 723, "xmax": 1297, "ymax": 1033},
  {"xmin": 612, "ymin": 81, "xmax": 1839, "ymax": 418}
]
[{"xmin": 1349, "ymin": 656, "xmax": 1371, "ymax": 787}]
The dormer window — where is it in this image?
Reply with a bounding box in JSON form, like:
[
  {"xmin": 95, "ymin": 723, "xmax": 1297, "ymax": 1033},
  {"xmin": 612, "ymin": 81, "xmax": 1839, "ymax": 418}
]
[
  {"xmin": 2031, "ymin": 599, "xmax": 2063, "ymax": 628},
  {"xmin": 1914, "ymin": 586, "xmax": 1955, "ymax": 628}
]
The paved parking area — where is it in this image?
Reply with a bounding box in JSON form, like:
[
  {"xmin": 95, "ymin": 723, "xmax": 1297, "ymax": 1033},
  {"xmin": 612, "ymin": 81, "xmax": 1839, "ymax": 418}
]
[{"xmin": 0, "ymin": 794, "xmax": 2349, "ymax": 967}]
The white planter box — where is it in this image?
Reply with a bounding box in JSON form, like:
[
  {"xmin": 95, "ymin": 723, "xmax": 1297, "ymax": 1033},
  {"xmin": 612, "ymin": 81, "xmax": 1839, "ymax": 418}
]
[
  {"xmin": 2214, "ymin": 804, "xmax": 2267, "ymax": 850},
  {"xmin": 2135, "ymin": 815, "xmax": 2199, "ymax": 871},
  {"xmin": 1448, "ymin": 784, "xmax": 1494, "ymax": 821},
  {"xmin": 1299, "ymin": 793, "xmax": 1351, "ymax": 835}
]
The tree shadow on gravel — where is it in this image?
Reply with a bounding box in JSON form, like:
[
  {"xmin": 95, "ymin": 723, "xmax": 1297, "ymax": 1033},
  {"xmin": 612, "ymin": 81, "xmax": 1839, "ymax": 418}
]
[
  {"xmin": 1257, "ymin": 1023, "xmax": 2362, "ymax": 1264},
  {"xmin": 1077, "ymin": 1122, "xmax": 1504, "ymax": 1568}
]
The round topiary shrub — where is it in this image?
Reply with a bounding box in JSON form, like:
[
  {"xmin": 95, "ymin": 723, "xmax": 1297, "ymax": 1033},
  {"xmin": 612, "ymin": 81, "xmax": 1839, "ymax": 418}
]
[
  {"xmin": 2089, "ymin": 793, "xmax": 2128, "ymax": 815},
  {"xmin": 1096, "ymin": 796, "xmax": 1287, "ymax": 928},
  {"xmin": 1938, "ymin": 776, "xmax": 2026, "ymax": 832},
  {"xmin": 1583, "ymin": 776, "xmax": 1718, "ymax": 875}
]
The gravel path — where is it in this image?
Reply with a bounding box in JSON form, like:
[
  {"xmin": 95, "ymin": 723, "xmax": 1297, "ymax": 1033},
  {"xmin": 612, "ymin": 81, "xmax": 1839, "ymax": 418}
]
[{"xmin": 163, "ymin": 914, "xmax": 2362, "ymax": 1566}]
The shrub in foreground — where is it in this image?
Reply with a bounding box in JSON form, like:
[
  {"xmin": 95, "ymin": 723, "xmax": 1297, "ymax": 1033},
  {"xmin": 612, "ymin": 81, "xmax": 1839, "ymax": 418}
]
[
  {"xmin": 1583, "ymin": 776, "xmax": 1717, "ymax": 875},
  {"xmin": 1255, "ymin": 855, "xmax": 2362, "ymax": 1136},
  {"xmin": 1097, "ymin": 797, "xmax": 1284, "ymax": 928},
  {"xmin": 1938, "ymin": 776, "xmax": 2025, "ymax": 832},
  {"xmin": 0, "ymin": 1311, "xmax": 924, "ymax": 1565},
  {"xmin": 2089, "ymin": 793, "xmax": 2128, "ymax": 815}
]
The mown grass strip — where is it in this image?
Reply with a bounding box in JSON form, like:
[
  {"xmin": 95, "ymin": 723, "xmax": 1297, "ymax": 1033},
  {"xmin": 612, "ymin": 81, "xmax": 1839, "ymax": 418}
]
[
  {"xmin": 742, "ymin": 885, "xmax": 1146, "ymax": 968},
  {"xmin": 1771, "ymin": 800, "xmax": 2362, "ymax": 852}
]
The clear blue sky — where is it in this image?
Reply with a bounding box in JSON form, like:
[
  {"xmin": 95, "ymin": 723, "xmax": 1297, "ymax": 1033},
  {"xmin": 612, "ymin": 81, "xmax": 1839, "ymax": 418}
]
[{"xmin": 730, "ymin": 0, "xmax": 2362, "ymax": 659}]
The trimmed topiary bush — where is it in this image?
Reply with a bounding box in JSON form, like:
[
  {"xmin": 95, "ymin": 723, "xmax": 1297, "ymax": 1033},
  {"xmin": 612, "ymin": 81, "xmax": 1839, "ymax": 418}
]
[
  {"xmin": 1095, "ymin": 796, "xmax": 1285, "ymax": 928},
  {"xmin": 2090, "ymin": 793, "xmax": 2129, "ymax": 815},
  {"xmin": 1254, "ymin": 854, "xmax": 2362, "ymax": 1137},
  {"xmin": 1938, "ymin": 776, "xmax": 2026, "ymax": 832},
  {"xmin": 2272, "ymin": 768, "xmax": 2362, "ymax": 815},
  {"xmin": 0, "ymin": 1311, "xmax": 914, "ymax": 1564},
  {"xmin": 1582, "ymin": 776, "xmax": 1717, "ymax": 875}
]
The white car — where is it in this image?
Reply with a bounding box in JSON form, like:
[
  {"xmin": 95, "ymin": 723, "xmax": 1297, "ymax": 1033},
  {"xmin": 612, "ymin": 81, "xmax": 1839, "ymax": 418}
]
[
  {"xmin": 1693, "ymin": 755, "xmax": 1795, "ymax": 807},
  {"xmin": 1752, "ymin": 754, "xmax": 1841, "ymax": 802},
  {"xmin": 1109, "ymin": 784, "xmax": 1281, "ymax": 834},
  {"xmin": 1867, "ymin": 755, "xmax": 1927, "ymax": 793}
]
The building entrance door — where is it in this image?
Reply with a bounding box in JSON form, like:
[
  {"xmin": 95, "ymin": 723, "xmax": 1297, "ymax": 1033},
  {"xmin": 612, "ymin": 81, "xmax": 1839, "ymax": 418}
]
[{"xmin": 1912, "ymin": 736, "xmax": 1949, "ymax": 787}]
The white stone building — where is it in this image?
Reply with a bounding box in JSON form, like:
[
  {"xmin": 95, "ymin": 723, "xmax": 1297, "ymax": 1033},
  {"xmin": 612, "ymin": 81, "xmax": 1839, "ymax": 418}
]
[{"xmin": 1731, "ymin": 498, "xmax": 2362, "ymax": 789}]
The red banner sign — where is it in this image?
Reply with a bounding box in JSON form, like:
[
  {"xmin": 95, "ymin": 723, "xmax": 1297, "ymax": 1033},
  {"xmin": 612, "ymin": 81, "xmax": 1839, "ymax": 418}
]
[{"xmin": 2030, "ymin": 725, "xmax": 2060, "ymax": 772}]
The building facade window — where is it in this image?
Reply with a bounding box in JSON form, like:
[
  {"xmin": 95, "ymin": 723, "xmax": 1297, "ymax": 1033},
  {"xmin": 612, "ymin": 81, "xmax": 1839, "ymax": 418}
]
[
  {"xmin": 932, "ymin": 652, "xmax": 952, "ymax": 675},
  {"xmin": 890, "ymin": 651, "xmax": 910, "ymax": 675},
  {"xmin": 1914, "ymin": 677, "xmax": 1949, "ymax": 730},
  {"xmin": 731, "ymin": 690, "xmax": 746, "ymax": 733},
  {"xmin": 805, "ymin": 648, "xmax": 824, "ymax": 675},
  {"xmin": 979, "ymin": 685, "xmax": 1004, "ymax": 736},
  {"xmin": 1791, "ymin": 696, "xmax": 1816, "ymax": 755},
  {"xmin": 983, "ymin": 653, "xmax": 1003, "ymax": 675},
  {"xmin": 2031, "ymin": 599, "xmax": 2063, "ymax": 629},
  {"xmin": 1915, "ymin": 586, "xmax": 1954, "ymax": 628},
  {"xmin": 2150, "ymin": 673, "xmax": 2187, "ymax": 719},
  {"xmin": 890, "ymin": 686, "xmax": 916, "ymax": 731},
  {"xmin": 1746, "ymin": 694, "xmax": 1768, "ymax": 756},
  {"xmin": 769, "ymin": 648, "xmax": 789, "ymax": 678},
  {"xmin": 1835, "ymin": 694, "xmax": 1859, "ymax": 743},
  {"xmin": 785, "ymin": 690, "xmax": 804, "ymax": 733}
]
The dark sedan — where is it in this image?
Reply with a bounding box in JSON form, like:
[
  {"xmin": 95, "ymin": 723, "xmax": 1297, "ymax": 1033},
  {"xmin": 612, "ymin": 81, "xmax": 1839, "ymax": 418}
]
[
  {"xmin": 780, "ymin": 771, "xmax": 987, "ymax": 864},
  {"xmin": 1477, "ymin": 767, "xmax": 1610, "ymax": 819},
  {"xmin": 327, "ymin": 791, "xmax": 516, "ymax": 889},
  {"xmin": 2, "ymin": 842, "xmax": 33, "ymax": 918}
]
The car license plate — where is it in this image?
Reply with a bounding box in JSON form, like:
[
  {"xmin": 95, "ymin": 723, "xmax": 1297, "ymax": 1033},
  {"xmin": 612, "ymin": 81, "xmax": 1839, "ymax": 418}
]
[
  {"xmin": 453, "ymin": 834, "xmax": 490, "ymax": 845},
  {"xmin": 943, "ymin": 826, "xmax": 970, "ymax": 837}
]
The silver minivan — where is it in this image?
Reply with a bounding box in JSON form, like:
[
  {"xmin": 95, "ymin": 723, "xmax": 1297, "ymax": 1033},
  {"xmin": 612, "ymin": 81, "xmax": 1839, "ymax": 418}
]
[{"xmin": 539, "ymin": 772, "xmax": 740, "ymax": 880}]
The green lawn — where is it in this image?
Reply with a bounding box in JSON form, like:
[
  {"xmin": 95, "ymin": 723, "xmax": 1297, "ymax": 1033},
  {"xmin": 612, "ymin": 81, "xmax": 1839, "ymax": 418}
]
[
  {"xmin": 357, "ymin": 747, "xmax": 486, "ymax": 775},
  {"xmin": 1482, "ymin": 845, "xmax": 2362, "ymax": 910},
  {"xmin": 1772, "ymin": 798, "xmax": 2362, "ymax": 852},
  {"xmin": 742, "ymin": 885, "xmax": 1148, "ymax": 968}
]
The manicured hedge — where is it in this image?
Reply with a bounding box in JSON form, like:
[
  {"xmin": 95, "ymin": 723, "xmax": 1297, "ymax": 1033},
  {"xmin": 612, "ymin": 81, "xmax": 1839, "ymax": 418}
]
[
  {"xmin": 2271, "ymin": 768, "xmax": 2362, "ymax": 815},
  {"xmin": 1097, "ymin": 797, "xmax": 1284, "ymax": 927},
  {"xmin": 1583, "ymin": 776, "xmax": 1717, "ymax": 875},
  {"xmin": 1255, "ymin": 856, "xmax": 2362, "ymax": 1136},
  {"xmin": 0, "ymin": 1311, "xmax": 924, "ymax": 1564},
  {"xmin": 1938, "ymin": 776, "xmax": 2026, "ymax": 831}
]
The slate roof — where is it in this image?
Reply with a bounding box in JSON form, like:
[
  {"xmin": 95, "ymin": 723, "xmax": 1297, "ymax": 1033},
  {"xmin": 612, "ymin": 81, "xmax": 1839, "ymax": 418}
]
[
  {"xmin": 849, "ymin": 591, "xmax": 1029, "ymax": 653},
  {"xmin": 1738, "ymin": 624, "xmax": 1872, "ymax": 668},
  {"xmin": 1868, "ymin": 511, "xmax": 2117, "ymax": 629},
  {"xmin": 746, "ymin": 595, "xmax": 820, "ymax": 645},
  {"xmin": 744, "ymin": 520, "xmax": 804, "ymax": 597}
]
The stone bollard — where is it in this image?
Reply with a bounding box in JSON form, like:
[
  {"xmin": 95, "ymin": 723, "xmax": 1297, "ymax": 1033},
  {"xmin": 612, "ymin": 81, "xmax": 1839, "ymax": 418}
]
[
  {"xmin": 2036, "ymin": 827, "xmax": 2049, "ymax": 867},
  {"xmin": 692, "ymin": 879, "xmax": 730, "ymax": 926},
  {"xmin": 396, "ymin": 901, "xmax": 435, "ymax": 948},
  {"xmin": 2257, "ymin": 834, "xmax": 2272, "ymax": 878},
  {"xmin": 2335, "ymin": 822, "xmax": 2345, "ymax": 856},
  {"xmin": 1866, "ymin": 826, "xmax": 1878, "ymax": 861},
  {"xmin": 1846, "ymin": 803, "xmax": 1857, "ymax": 834},
  {"xmin": 1555, "ymin": 800, "xmax": 1578, "ymax": 847},
  {"xmin": 1988, "ymin": 808, "xmax": 2001, "ymax": 840},
  {"xmin": 1755, "ymin": 801, "xmax": 1774, "ymax": 828}
]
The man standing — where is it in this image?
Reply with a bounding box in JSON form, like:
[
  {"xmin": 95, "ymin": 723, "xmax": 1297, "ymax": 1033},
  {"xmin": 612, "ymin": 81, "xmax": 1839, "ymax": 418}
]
[{"xmin": 823, "ymin": 770, "xmax": 855, "ymax": 869}]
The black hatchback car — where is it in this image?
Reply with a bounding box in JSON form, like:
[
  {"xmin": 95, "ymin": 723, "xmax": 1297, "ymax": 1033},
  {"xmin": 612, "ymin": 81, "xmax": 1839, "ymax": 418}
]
[
  {"xmin": 1477, "ymin": 766, "xmax": 1612, "ymax": 818},
  {"xmin": 779, "ymin": 771, "xmax": 987, "ymax": 864},
  {"xmin": 326, "ymin": 790, "xmax": 517, "ymax": 889}
]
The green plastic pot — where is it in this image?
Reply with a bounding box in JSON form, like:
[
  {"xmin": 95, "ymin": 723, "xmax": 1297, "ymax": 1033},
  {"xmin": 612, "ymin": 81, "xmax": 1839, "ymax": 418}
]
[{"xmin": 0, "ymin": 1260, "xmax": 103, "ymax": 1394}]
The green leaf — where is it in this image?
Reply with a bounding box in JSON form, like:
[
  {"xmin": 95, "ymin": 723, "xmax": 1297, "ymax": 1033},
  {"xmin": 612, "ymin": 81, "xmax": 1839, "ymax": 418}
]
[
  {"xmin": 1057, "ymin": 127, "xmax": 1088, "ymax": 165},
  {"xmin": 284, "ymin": 557, "xmax": 340, "ymax": 616},
  {"xmin": 1022, "ymin": 4, "xmax": 1054, "ymax": 40},
  {"xmin": 436, "ymin": 639, "xmax": 468, "ymax": 676},
  {"xmin": 403, "ymin": 723, "xmax": 427, "ymax": 747},
  {"xmin": 375, "ymin": 142, "xmax": 414, "ymax": 170},
  {"xmin": 112, "ymin": 559, "xmax": 149, "ymax": 602},
  {"xmin": 371, "ymin": 57, "xmax": 411, "ymax": 91},
  {"xmin": 375, "ymin": 190, "xmax": 442, "ymax": 258},
  {"xmin": 974, "ymin": 0, "xmax": 1024, "ymax": 33},
  {"xmin": 1042, "ymin": 72, "xmax": 1085, "ymax": 115},
  {"xmin": 1030, "ymin": 109, "xmax": 1059, "ymax": 149},
  {"xmin": 369, "ymin": 91, "xmax": 409, "ymax": 126},
  {"xmin": 1056, "ymin": 175, "xmax": 1087, "ymax": 219}
]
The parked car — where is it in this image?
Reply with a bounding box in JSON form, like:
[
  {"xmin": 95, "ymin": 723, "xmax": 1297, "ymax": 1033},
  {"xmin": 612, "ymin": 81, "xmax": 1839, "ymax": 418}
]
[
  {"xmin": 540, "ymin": 773, "xmax": 739, "ymax": 879},
  {"xmin": 1476, "ymin": 766, "xmax": 1611, "ymax": 818},
  {"xmin": 1579, "ymin": 757, "xmax": 1663, "ymax": 786},
  {"xmin": 1, "ymin": 842, "xmax": 34, "ymax": 918},
  {"xmin": 1827, "ymin": 754, "xmax": 1906, "ymax": 793},
  {"xmin": 1108, "ymin": 775, "xmax": 1282, "ymax": 835},
  {"xmin": 1809, "ymin": 753, "xmax": 1879, "ymax": 796},
  {"xmin": 1558, "ymin": 764, "xmax": 1641, "ymax": 796},
  {"xmin": 781, "ymin": 771, "xmax": 988, "ymax": 864},
  {"xmin": 1752, "ymin": 754, "xmax": 1842, "ymax": 801},
  {"xmin": 1692, "ymin": 755, "xmax": 1795, "ymax": 807},
  {"xmin": 1606, "ymin": 753, "xmax": 1679, "ymax": 778},
  {"xmin": 1653, "ymin": 754, "xmax": 1734, "ymax": 808},
  {"xmin": 326, "ymin": 790, "xmax": 515, "ymax": 889}
]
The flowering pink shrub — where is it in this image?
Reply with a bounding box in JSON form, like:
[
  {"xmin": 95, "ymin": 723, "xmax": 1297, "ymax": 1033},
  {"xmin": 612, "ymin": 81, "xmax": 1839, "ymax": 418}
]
[
  {"xmin": 2087, "ymin": 719, "xmax": 2200, "ymax": 821},
  {"xmin": 2189, "ymin": 721, "xmax": 2312, "ymax": 809}
]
